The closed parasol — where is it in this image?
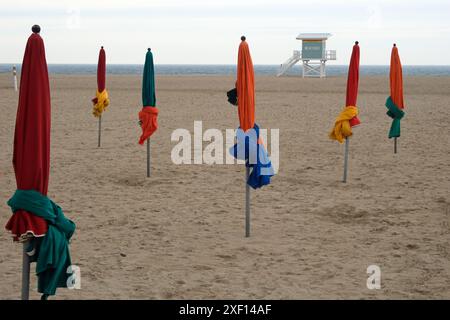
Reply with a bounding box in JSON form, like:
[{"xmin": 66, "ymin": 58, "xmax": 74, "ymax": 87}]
[
  {"xmin": 329, "ymin": 41, "xmax": 361, "ymax": 182},
  {"xmin": 229, "ymin": 36, "xmax": 274, "ymax": 237},
  {"xmin": 138, "ymin": 48, "xmax": 159, "ymax": 177},
  {"xmin": 92, "ymin": 46, "xmax": 109, "ymax": 147},
  {"xmin": 5, "ymin": 25, "xmax": 76, "ymax": 299},
  {"xmin": 386, "ymin": 44, "xmax": 405, "ymax": 153}
]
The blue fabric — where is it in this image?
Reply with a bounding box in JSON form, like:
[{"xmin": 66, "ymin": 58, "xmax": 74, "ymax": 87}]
[{"xmin": 230, "ymin": 124, "xmax": 274, "ymax": 189}]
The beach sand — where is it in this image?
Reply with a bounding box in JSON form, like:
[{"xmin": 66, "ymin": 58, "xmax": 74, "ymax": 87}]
[{"xmin": 0, "ymin": 73, "xmax": 449, "ymax": 299}]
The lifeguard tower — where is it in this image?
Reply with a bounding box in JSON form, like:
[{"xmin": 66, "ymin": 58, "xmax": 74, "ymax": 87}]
[{"xmin": 277, "ymin": 33, "xmax": 336, "ymax": 78}]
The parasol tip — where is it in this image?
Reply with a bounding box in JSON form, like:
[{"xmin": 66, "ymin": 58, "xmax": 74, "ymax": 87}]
[
  {"xmin": 241, "ymin": 35, "xmax": 246, "ymax": 41},
  {"xmin": 355, "ymin": 41, "xmax": 359, "ymax": 45},
  {"xmin": 32, "ymin": 25, "xmax": 41, "ymax": 34}
]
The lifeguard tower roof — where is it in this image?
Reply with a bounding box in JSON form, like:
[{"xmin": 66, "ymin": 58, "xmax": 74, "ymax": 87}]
[{"xmin": 296, "ymin": 33, "xmax": 332, "ymax": 40}]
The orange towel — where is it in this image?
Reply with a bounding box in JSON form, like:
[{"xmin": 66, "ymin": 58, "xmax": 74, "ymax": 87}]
[{"xmin": 138, "ymin": 107, "xmax": 159, "ymax": 145}]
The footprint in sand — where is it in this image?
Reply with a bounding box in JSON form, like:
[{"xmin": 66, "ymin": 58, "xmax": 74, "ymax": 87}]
[{"xmin": 216, "ymin": 254, "xmax": 236, "ymax": 260}]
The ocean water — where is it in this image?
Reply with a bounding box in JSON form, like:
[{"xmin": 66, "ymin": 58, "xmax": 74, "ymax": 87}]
[{"xmin": 1, "ymin": 64, "xmax": 450, "ymax": 77}]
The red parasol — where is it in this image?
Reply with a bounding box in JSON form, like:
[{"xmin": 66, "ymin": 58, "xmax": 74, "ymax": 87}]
[
  {"xmin": 92, "ymin": 46, "xmax": 109, "ymax": 147},
  {"xmin": 5, "ymin": 26, "xmax": 49, "ymax": 241},
  {"xmin": 329, "ymin": 41, "xmax": 361, "ymax": 182},
  {"xmin": 346, "ymin": 41, "xmax": 361, "ymax": 127},
  {"xmin": 91, "ymin": 46, "xmax": 108, "ymax": 113},
  {"xmin": 97, "ymin": 47, "xmax": 106, "ymax": 93}
]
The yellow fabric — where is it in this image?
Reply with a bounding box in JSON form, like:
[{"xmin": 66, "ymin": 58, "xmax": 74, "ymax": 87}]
[
  {"xmin": 329, "ymin": 106, "xmax": 359, "ymax": 143},
  {"xmin": 92, "ymin": 89, "xmax": 110, "ymax": 118}
]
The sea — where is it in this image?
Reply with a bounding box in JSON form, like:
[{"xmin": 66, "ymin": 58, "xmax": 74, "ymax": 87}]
[{"xmin": 1, "ymin": 64, "xmax": 450, "ymax": 77}]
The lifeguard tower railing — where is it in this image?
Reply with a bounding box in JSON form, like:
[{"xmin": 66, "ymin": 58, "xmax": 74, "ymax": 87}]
[{"xmin": 277, "ymin": 49, "xmax": 336, "ymax": 77}]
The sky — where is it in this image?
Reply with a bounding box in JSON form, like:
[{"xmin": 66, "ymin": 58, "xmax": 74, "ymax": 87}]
[{"xmin": 1, "ymin": 0, "xmax": 450, "ymax": 65}]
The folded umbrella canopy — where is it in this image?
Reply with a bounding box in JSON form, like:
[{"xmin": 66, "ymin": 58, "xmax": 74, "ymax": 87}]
[
  {"xmin": 386, "ymin": 44, "xmax": 405, "ymax": 153},
  {"xmin": 346, "ymin": 42, "xmax": 361, "ymax": 128},
  {"xmin": 6, "ymin": 27, "xmax": 49, "ymax": 242},
  {"xmin": 329, "ymin": 41, "xmax": 361, "ymax": 182},
  {"xmin": 138, "ymin": 48, "xmax": 159, "ymax": 144},
  {"xmin": 92, "ymin": 46, "xmax": 109, "ymax": 117},
  {"xmin": 229, "ymin": 36, "xmax": 274, "ymax": 237},
  {"xmin": 92, "ymin": 46, "xmax": 109, "ymax": 147},
  {"xmin": 330, "ymin": 41, "xmax": 360, "ymax": 142},
  {"xmin": 138, "ymin": 48, "xmax": 159, "ymax": 177},
  {"xmin": 5, "ymin": 25, "xmax": 76, "ymax": 299}
]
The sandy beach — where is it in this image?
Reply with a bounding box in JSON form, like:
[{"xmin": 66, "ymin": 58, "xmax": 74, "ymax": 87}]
[{"xmin": 0, "ymin": 73, "xmax": 449, "ymax": 299}]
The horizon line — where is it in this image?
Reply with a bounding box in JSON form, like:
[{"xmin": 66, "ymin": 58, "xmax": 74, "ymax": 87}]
[{"xmin": 1, "ymin": 63, "xmax": 449, "ymax": 67}]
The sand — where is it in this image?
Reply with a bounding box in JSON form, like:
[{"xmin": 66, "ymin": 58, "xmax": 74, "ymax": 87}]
[{"xmin": 0, "ymin": 73, "xmax": 449, "ymax": 299}]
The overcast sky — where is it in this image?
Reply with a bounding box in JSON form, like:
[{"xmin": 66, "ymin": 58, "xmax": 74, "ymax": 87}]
[{"xmin": 1, "ymin": 0, "xmax": 449, "ymax": 65}]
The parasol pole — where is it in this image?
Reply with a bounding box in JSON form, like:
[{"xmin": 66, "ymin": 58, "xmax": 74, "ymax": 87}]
[
  {"xmin": 245, "ymin": 166, "xmax": 250, "ymax": 237},
  {"xmin": 21, "ymin": 242, "xmax": 30, "ymax": 300},
  {"xmin": 147, "ymin": 138, "xmax": 151, "ymax": 177},
  {"xmin": 394, "ymin": 137, "xmax": 398, "ymax": 154},
  {"xmin": 343, "ymin": 137, "xmax": 349, "ymax": 183},
  {"xmin": 98, "ymin": 115, "xmax": 102, "ymax": 148}
]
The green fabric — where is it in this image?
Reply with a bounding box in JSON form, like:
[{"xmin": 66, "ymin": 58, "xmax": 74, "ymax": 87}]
[
  {"xmin": 7, "ymin": 189, "xmax": 76, "ymax": 296},
  {"xmin": 142, "ymin": 50, "xmax": 156, "ymax": 107},
  {"xmin": 385, "ymin": 96, "xmax": 405, "ymax": 139}
]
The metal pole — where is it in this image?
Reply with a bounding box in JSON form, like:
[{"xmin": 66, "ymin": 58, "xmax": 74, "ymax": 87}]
[
  {"xmin": 98, "ymin": 115, "xmax": 102, "ymax": 148},
  {"xmin": 147, "ymin": 138, "xmax": 150, "ymax": 177},
  {"xmin": 245, "ymin": 166, "xmax": 250, "ymax": 237},
  {"xmin": 21, "ymin": 242, "xmax": 30, "ymax": 300},
  {"xmin": 394, "ymin": 137, "xmax": 398, "ymax": 154},
  {"xmin": 343, "ymin": 137, "xmax": 349, "ymax": 183},
  {"xmin": 14, "ymin": 75, "xmax": 18, "ymax": 92}
]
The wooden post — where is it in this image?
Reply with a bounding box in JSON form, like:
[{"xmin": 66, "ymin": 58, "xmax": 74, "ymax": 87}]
[{"xmin": 13, "ymin": 66, "xmax": 18, "ymax": 92}]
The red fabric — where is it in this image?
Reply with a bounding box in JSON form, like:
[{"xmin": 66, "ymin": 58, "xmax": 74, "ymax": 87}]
[
  {"xmin": 346, "ymin": 43, "xmax": 361, "ymax": 127},
  {"xmin": 138, "ymin": 107, "xmax": 159, "ymax": 144},
  {"xmin": 237, "ymin": 40, "xmax": 255, "ymax": 132},
  {"xmin": 97, "ymin": 47, "xmax": 106, "ymax": 92},
  {"xmin": 390, "ymin": 46, "xmax": 404, "ymax": 109},
  {"xmin": 5, "ymin": 33, "xmax": 50, "ymax": 240},
  {"xmin": 91, "ymin": 47, "xmax": 107, "ymax": 110}
]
